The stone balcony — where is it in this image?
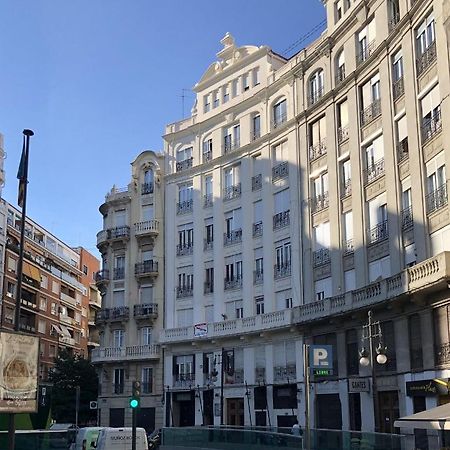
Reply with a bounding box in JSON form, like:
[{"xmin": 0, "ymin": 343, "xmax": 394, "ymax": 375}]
[
  {"xmin": 161, "ymin": 252, "xmax": 450, "ymax": 344},
  {"xmin": 293, "ymin": 251, "xmax": 450, "ymax": 324},
  {"xmin": 91, "ymin": 343, "xmax": 160, "ymax": 364},
  {"xmin": 134, "ymin": 220, "xmax": 159, "ymax": 245},
  {"xmin": 161, "ymin": 309, "xmax": 293, "ymax": 344}
]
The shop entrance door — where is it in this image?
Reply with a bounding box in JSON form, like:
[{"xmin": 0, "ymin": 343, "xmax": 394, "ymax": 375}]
[{"xmin": 227, "ymin": 398, "xmax": 244, "ymax": 425}]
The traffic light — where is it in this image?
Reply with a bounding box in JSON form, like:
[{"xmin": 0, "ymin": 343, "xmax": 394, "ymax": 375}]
[{"xmin": 129, "ymin": 381, "xmax": 141, "ymax": 409}]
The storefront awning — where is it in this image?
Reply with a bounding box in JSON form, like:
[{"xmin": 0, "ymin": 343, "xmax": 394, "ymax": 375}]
[
  {"xmin": 59, "ymin": 325, "xmax": 71, "ymax": 337},
  {"xmin": 51, "ymin": 324, "xmax": 63, "ymax": 336},
  {"xmin": 23, "ymin": 262, "xmax": 41, "ymax": 282},
  {"xmin": 394, "ymin": 402, "xmax": 450, "ymax": 430}
]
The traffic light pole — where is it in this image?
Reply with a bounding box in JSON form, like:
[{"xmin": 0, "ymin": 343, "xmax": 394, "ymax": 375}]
[{"xmin": 132, "ymin": 407, "xmax": 137, "ymax": 450}]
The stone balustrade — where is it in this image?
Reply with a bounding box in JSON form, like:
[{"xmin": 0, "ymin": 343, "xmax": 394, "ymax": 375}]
[
  {"xmin": 92, "ymin": 343, "xmax": 160, "ymax": 363},
  {"xmin": 161, "ymin": 252, "xmax": 450, "ymax": 343}
]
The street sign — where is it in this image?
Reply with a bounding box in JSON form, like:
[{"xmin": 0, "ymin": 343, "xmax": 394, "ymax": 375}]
[
  {"xmin": 89, "ymin": 401, "xmax": 98, "ymax": 410},
  {"xmin": 348, "ymin": 378, "xmax": 370, "ymax": 393},
  {"xmin": 309, "ymin": 345, "xmax": 333, "ymax": 370},
  {"xmin": 313, "ymin": 368, "xmax": 333, "ymax": 376}
]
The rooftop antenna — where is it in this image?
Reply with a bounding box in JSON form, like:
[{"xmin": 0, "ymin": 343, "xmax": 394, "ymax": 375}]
[{"xmin": 180, "ymin": 89, "xmax": 193, "ymax": 118}]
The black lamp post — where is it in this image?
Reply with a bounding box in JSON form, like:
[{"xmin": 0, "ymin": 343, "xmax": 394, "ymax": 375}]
[{"xmin": 359, "ymin": 310, "xmax": 388, "ymax": 432}]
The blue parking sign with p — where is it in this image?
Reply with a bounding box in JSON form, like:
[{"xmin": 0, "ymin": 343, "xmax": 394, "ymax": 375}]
[{"xmin": 309, "ymin": 345, "xmax": 333, "ymax": 369}]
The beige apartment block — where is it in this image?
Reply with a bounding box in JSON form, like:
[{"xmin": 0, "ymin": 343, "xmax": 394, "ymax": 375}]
[
  {"xmin": 93, "ymin": 151, "xmax": 165, "ymax": 432},
  {"xmin": 158, "ymin": 0, "xmax": 450, "ymax": 447}
]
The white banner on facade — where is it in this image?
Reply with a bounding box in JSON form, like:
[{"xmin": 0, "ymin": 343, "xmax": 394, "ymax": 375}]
[
  {"xmin": 0, "ymin": 331, "xmax": 39, "ymax": 412},
  {"xmin": 194, "ymin": 323, "xmax": 208, "ymax": 337}
]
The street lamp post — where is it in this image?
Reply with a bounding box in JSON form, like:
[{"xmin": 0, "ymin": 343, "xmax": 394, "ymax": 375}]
[
  {"xmin": 210, "ymin": 348, "xmax": 225, "ymax": 426},
  {"xmin": 359, "ymin": 310, "xmax": 388, "ymax": 433}
]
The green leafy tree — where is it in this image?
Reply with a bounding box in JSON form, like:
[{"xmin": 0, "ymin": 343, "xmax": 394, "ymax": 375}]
[{"xmin": 49, "ymin": 349, "xmax": 98, "ymax": 425}]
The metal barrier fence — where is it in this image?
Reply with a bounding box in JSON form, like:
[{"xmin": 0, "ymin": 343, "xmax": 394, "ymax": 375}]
[
  {"xmin": 0, "ymin": 429, "xmax": 75, "ymax": 450},
  {"xmin": 161, "ymin": 426, "xmax": 404, "ymax": 450}
]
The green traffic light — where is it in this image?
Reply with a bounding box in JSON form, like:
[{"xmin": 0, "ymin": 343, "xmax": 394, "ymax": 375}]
[{"xmin": 129, "ymin": 398, "xmax": 139, "ymax": 408}]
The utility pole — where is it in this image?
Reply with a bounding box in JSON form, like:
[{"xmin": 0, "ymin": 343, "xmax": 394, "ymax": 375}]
[
  {"xmin": 303, "ymin": 343, "xmax": 311, "ymax": 450},
  {"xmin": 75, "ymin": 386, "xmax": 80, "ymax": 429}
]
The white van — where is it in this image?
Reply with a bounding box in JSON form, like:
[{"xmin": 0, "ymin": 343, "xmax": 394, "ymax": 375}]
[
  {"xmin": 70, "ymin": 427, "xmax": 103, "ymax": 450},
  {"xmin": 95, "ymin": 427, "xmax": 148, "ymax": 450}
]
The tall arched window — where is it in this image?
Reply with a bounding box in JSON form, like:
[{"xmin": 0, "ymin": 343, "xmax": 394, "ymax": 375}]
[
  {"xmin": 309, "ymin": 69, "xmax": 324, "ymax": 106},
  {"xmin": 142, "ymin": 168, "xmax": 154, "ymax": 194},
  {"xmin": 336, "ymin": 50, "xmax": 345, "ymax": 84}
]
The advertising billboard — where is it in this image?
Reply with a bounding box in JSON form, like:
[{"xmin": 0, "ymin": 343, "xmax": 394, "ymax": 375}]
[{"xmin": 0, "ymin": 331, "xmax": 39, "ymax": 413}]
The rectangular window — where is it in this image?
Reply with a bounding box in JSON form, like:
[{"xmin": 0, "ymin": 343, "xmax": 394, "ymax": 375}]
[
  {"xmin": 253, "ymin": 67, "xmax": 260, "ymax": 86},
  {"xmin": 113, "ymin": 368, "xmax": 125, "ymax": 394},
  {"xmin": 52, "ymin": 281, "xmax": 59, "ymax": 294},
  {"xmin": 141, "ymin": 327, "xmax": 152, "ymax": 345},
  {"xmin": 6, "ymin": 281, "xmax": 15, "ymax": 298},
  {"xmin": 38, "ymin": 319, "xmax": 46, "ymax": 334},
  {"xmin": 7, "ymin": 257, "xmax": 16, "ymax": 273},
  {"xmin": 40, "ymin": 297, "xmax": 47, "ymax": 311},
  {"xmin": 142, "ymin": 368, "xmax": 153, "ymax": 394},
  {"xmin": 273, "ymin": 99, "xmax": 287, "ymax": 125},
  {"xmin": 41, "ymin": 275, "xmax": 48, "ymax": 289},
  {"xmin": 253, "ymin": 115, "xmax": 261, "ymax": 139},
  {"xmin": 223, "ymin": 84, "xmax": 230, "ymax": 103},
  {"xmin": 113, "ymin": 329, "xmax": 124, "ymax": 348},
  {"xmin": 255, "ymin": 296, "xmax": 265, "ymax": 315},
  {"xmin": 49, "ymin": 345, "xmax": 56, "ymax": 357},
  {"xmin": 416, "ymin": 11, "xmax": 435, "ymax": 55}
]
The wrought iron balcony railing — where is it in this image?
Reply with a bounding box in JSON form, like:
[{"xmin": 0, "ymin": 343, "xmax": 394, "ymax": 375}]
[
  {"xmin": 313, "ymin": 248, "xmax": 331, "ymax": 267},
  {"xmin": 174, "ymin": 372, "xmax": 195, "ymax": 388},
  {"xmin": 223, "ymin": 183, "xmax": 241, "ymax": 201},
  {"xmin": 421, "ymin": 109, "xmax": 442, "ymax": 145},
  {"xmin": 176, "ymin": 243, "xmax": 193, "ymax": 257},
  {"xmin": 252, "ymin": 174, "xmax": 262, "ymax": 191},
  {"xmin": 224, "ymin": 139, "xmax": 240, "ymax": 154},
  {"xmin": 392, "ymin": 76, "xmax": 404, "ymax": 101},
  {"xmin": 360, "ymin": 99, "xmax": 381, "ymax": 126},
  {"xmin": 416, "ymin": 41, "xmax": 437, "ymax": 76},
  {"xmin": 176, "ymin": 157, "xmax": 193, "ymax": 172},
  {"xmin": 364, "ymin": 158, "xmax": 385, "ymax": 185},
  {"xmin": 223, "ymin": 229, "xmax": 242, "ymax": 246},
  {"xmin": 253, "ymin": 270, "xmax": 264, "ymax": 285},
  {"xmin": 337, "ymin": 125, "xmax": 349, "ymax": 144},
  {"xmin": 336, "ymin": 65, "xmax": 346, "ymax": 85},
  {"xmin": 141, "ymin": 182, "xmax": 154, "ymax": 195},
  {"xmin": 426, "ymin": 183, "xmax": 448, "ymax": 215},
  {"xmin": 253, "ymin": 221, "xmax": 263, "ymax": 238},
  {"xmin": 308, "ymin": 86, "xmax": 324, "ymax": 107},
  {"xmin": 356, "ymin": 40, "xmax": 376, "ymax": 66},
  {"xmin": 204, "ymin": 282, "xmax": 214, "ymax": 294},
  {"xmin": 113, "ymin": 267, "xmax": 125, "ymax": 280},
  {"xmin": 311, "ymin": 192, "xmax": 329, "ymax": 213},
  {"xmin": 343, "ymin": 239, "xmax": 354, "ymax": 255},
  {"xmin": 135, "ymin": 260, "xmax": 158, "ymax": 275},
  {"xmin": 133, "ymin": 303, "xmax": 158, "ymax": 319},
  {"xmin": 272, "ymin": 111, "xmax": 287, "ymax": 129},
  {"xmin": 204, "ymin": 239, "xmax": 213, "ymax": 251},
  {"xmin": 436, "ymin": 342, "xmax": 450, "ymax": 366},
  {"xmin": 388, "ymin": 11, "xmax": 400, "ymax": 32},
  {"xmin": 272, "ymin": 162, "xmax": 289, "ymax": 182},
  {"xmin": 176, "ymin": 286, "xmax": 193, "ymax": 299},
  {"xmin": 274, "ymin": 263, "xmax": 291, "ymax": 280},
  {"xmin": 177, "ymin": 199, "xmax": 193, "ymax": 215},
  {"xmin": 369, "ymin": 220, "xmax": 389, "ymax": 244},
  {"xmin": 203, "ymin": 149, "xmax": 213, "ymax": 163},
  {"xmin": 95, "ymin": 269, "xmax": 110, "ymax": 284},
  {"xmin": 203, "ymin": 193, "xmax": 213, "ymax": 208},
  {"xmin": 224, "ymin": 277, "xmax": 243, "ymax": 290},
  {"xmin": 252, "ymin": 130, "xmax": 261, "ymax": 141},
  {"xmin": 401, "ymin": 206, "xmax": 413, "ymax": 230},
  {"xmin": 273, "ymin": 210, "xmax": 290, "ymax": 230},
  {"xmin": 309, "ymin": 138, "xmax": 327, "ymax": 161},
  {"xmin": 397, "ymin": 138, "xmax": 409, "ymax": 162},
  {"xmin": 341, "ymin": 179, "xmax": 352, "ymax": 198}
]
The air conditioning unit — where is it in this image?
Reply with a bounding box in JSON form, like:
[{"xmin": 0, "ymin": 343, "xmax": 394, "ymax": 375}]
[{"xmin": 6, "ymin": 292, "xmax": 13, "ymax": 298}]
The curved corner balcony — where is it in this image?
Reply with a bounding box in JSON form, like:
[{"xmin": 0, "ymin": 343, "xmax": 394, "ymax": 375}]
[
  {"xmin": 96, "ymin": 226, "xmax": 130, "ymax": 251},
  {"xmin": 134, "ymin": 220, "xmax": 159, "ymax": 245},
  {"xmin": 133, "ymin": 303, "xmax": 158, "ymax": 321},
  {"xmin": 94, "ymin": 269, "xmax": 110, "ymax": 292},
  {"xmin": 134, "ymin": 260, "xmax": 159, "ymax": 280}
]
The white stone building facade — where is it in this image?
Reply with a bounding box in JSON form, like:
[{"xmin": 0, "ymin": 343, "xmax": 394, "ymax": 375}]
[{"xmin": 159, "ymin": 0, "xmax": 450, "ymax": 448}]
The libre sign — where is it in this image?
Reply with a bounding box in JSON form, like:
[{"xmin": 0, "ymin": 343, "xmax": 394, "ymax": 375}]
[{"xmin": 309, "ymin": 345, "xmax": 333, "ymax": 375}]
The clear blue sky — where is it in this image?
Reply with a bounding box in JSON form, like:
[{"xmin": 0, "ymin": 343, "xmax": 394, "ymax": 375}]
[{"xmin": 0, "ymin": 0, "xmax": 326, "ymax": 256}]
